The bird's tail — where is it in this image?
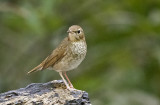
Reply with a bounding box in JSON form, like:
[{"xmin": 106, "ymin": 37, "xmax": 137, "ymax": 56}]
[{"xmin": 27, "ymin": 64, "xmax": 43, "ymax": 74}]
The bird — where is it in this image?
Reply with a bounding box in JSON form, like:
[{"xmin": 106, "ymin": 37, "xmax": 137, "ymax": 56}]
[{"xmin": 28, "ymin": 25, "xmax": 87, "ymax": 90}]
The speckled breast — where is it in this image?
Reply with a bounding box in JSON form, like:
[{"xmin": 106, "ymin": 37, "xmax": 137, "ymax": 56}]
[{"xmin": 54, "ymin": 41, "xmax": 87, "ymax": 71}]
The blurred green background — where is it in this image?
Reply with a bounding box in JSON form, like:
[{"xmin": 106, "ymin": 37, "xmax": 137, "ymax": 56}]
[{"xmin": 0, "ymin": 0, "xmax": 160, "ymax": 105}]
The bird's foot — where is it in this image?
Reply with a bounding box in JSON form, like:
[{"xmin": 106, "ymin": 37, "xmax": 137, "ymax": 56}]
[
  {"xmin": 66, "ymin": 85, "xmax": 76, "ymax": 91},
  {"xmin": 67, "ymin": 87, "xmax": 76, "ymax": 91},
  {"xmin": 69, "ymin": 85, "xmax": 74, "ymax": 89}
]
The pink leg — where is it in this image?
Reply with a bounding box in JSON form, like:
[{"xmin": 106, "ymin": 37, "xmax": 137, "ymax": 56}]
[
  {"xmin": 63, "ymin": 71, "xmax": 74, "ymax": 88},
  {"xmin": 59, "ymin": 72, "xmax": 70, "ymax": 89}
]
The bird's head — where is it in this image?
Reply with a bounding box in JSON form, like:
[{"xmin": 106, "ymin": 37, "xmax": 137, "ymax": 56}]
[{"xmin": 67, "ymin": 25, "xmax": 85, "ymax": 42}]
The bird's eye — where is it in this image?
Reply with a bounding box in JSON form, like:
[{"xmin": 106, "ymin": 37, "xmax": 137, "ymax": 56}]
[{"xmin": 77, "ymin": 30, "xmax": 81, "ymax": 34}]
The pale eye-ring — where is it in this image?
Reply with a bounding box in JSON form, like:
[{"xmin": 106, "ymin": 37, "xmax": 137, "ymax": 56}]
[{"xmin": 77, "ymin": 30, "xmax": 81, "ymax": 34}]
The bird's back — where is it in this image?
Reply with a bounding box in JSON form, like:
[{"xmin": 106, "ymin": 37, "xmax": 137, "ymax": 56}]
[{"xmin": 28, "ymin": 37, "xmax": 69, "ymax": 74}]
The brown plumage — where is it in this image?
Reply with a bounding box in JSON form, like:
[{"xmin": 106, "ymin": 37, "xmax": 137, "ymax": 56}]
[
  {"xmin": 28, "ymin": 25, "xmax": 87, "ymax": 90},
  {"xmin": 28, "ymin": 37, "xmax": 69, "ymax": 74}
]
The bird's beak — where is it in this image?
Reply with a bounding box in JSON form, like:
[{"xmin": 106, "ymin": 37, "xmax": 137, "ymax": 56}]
[{"xmin": 67, "ymin": 30, "xmax": 71, "ymax": 33}]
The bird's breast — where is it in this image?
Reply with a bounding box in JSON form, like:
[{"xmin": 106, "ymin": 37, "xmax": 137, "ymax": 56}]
[
  {"xmin": 53, "ymin": 41, "xmax": 87, "ymax": 72},
  {"xmin": 70, "ymin": 41, "xmax": 87, "ymax": 56},
  {"xmin": 65, "ymin": 41, "xmax": 87, "ymax": 70}
]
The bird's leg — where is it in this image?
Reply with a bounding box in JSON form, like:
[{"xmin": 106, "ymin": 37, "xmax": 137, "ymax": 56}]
[
  {"xmin": 59, "ymin": 72, "xmax": 70, "ymax": 89},
  {"xmin": 63, "ymin": 71, "xmax": 74, "ymax": 88}
]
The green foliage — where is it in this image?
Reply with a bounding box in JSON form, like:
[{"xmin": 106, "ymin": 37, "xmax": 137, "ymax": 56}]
[{"xmin": 0, "ymin": 0, "xmax": 160, "ymax": 104}]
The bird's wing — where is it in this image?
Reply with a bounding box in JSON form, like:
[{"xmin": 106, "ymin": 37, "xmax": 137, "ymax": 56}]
[{"xmin": 42, "ymin": 37, "xmax": 69, "ymax": 69}]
